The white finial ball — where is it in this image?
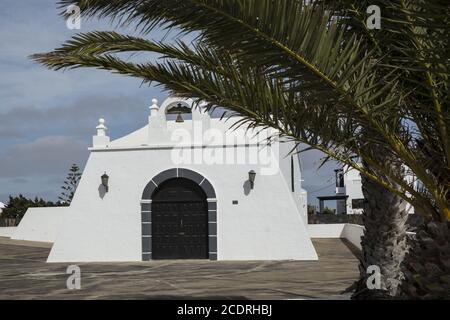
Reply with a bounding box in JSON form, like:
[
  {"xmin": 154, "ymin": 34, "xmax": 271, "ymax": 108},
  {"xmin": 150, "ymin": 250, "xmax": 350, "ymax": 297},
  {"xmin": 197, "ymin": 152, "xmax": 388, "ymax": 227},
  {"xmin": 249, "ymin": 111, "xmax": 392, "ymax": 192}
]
[
  {"xmin": 99, "ymin": 118, "xmax": 105, "ymax": 124},
  {"xmin": 152, "ymin": 98, "xmax": 158, "ymax": 105}
]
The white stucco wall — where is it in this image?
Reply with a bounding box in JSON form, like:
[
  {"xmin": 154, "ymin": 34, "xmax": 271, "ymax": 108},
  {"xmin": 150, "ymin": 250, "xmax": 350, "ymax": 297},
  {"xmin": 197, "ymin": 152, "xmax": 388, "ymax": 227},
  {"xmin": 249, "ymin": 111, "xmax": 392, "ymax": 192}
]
[
  {"xmin": 48, "ymin": 145, "xmax": 318, "ymax": 262},
  {"xmin": 0, "ymin": 227, "xmax": 17, "ymax": 238},
  {"xmin": 309, "ymin": 223, "xmax": 416, "ymax": 252},
  {"xmin": 11, "ymin": 207, "xmax": 68, "ymax": 243},
  {"xmin": 308, "ymin": 223, "xmax": 364, "ymax": 249},
  {"xmin": 344, "ymin": 169, "xmax": 364, "ymax": 214},
  {"xmin": 307, "ymin": 224, "xmax": 346, "ymax": 238},
  {"xmin": 340, "ymin": 224, "xmax": 364, "ymax": 250},
  {"xmin": 46, "ymin": 97, "xmax": 316, "ymax": 262},
  {"xmin": 278, "ymin": 141, "xmax": 308, "ymax": 224}
]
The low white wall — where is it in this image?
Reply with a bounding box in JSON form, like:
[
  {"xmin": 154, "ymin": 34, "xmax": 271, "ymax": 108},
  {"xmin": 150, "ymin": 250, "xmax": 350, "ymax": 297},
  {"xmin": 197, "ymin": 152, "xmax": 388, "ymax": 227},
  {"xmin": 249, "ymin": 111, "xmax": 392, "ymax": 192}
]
[
  {"xmin": 341, "ymin": 224, "xmax": 364, "ymax": 250},
  {"xmin": 307, "ymin": 224, "xmax": 345, "ymax": 238},
  {"xmin": 11, "ymin": 207, "xmax": 69, "ymax": 243},
  {"xmin": 0, "ymin": 227, "xmax": 17, "ymax": 238},
  {"xmin": 308, "ymin": 223, "xmax": 364, "ymax": 250}
]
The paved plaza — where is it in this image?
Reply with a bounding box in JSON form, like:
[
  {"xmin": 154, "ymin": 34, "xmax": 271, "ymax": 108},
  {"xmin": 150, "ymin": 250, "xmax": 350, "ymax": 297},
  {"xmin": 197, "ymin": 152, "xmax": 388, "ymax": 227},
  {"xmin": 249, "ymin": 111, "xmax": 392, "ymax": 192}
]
[{"xmin": 0, "ymin": 238, "xmax": 359, "ymax": 299}]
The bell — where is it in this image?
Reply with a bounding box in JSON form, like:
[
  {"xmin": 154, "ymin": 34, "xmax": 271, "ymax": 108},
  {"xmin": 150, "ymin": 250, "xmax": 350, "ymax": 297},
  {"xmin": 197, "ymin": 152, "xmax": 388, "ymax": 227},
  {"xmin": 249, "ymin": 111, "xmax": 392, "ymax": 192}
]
[{"xmin": 175, "ymin": 112, "xmax": 184, "ymax": 123}]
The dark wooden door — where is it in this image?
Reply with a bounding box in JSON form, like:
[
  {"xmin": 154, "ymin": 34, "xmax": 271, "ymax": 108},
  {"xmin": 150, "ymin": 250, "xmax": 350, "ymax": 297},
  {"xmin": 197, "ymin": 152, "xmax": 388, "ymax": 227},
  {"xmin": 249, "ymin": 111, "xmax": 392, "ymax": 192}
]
[{"xmin": 151, "ymin": 178, "xmax": 208, "ymax": 259}]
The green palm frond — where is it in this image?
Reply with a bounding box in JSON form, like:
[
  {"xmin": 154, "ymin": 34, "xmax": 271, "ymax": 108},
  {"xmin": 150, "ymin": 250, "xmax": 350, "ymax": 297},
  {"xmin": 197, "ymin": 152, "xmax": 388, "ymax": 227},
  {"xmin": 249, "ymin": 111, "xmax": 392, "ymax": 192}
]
[
  {"xmin": 331, "ymin": 0, "xmax": 449, "ymax": 161},
  {"xmin": 53, "ymin": 1, "xmax": 413, "ymax": 158},
  {"xmin": 34, "ymin": 0, "xmax": 450, "ymax": 219},
  {"xmin": 32, "ymin": 35, "xmax": 431, "ymax": 214}
]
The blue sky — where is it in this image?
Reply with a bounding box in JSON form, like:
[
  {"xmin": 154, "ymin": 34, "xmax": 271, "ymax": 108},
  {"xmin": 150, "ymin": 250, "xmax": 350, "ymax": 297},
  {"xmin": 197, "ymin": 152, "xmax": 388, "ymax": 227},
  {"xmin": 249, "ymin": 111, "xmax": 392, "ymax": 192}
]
[{"xmin": 0, "ymin": 0, "xmax": 338, "ymax": 207}]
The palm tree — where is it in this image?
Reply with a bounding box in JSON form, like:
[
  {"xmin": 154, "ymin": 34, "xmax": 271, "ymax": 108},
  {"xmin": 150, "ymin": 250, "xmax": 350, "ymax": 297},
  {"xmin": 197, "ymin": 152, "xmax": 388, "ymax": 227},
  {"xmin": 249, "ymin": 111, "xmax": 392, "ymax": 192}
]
[
  {"xmin": 32, "ymin": 0, "xmax": 449, "ymax": 298},
  {"xmin": 330, "ymin": 0, "xmax": 449, "ymax": 298}
]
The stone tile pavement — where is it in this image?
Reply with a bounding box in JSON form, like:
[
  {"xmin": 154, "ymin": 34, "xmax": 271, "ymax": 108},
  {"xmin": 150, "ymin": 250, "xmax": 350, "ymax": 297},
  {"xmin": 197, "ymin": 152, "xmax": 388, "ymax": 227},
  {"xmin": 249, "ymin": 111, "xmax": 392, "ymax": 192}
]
[{"xmin": 0, "ymin": 237, "xmax": 359, "ymax": 299}]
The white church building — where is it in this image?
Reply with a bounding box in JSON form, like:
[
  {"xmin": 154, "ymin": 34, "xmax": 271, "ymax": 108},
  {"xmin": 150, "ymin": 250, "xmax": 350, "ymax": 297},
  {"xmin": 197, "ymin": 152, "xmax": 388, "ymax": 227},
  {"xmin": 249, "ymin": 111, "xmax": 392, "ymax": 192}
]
[{"xmin": 12, "ymin": 97, "xmax": 318, "ymax": 262}]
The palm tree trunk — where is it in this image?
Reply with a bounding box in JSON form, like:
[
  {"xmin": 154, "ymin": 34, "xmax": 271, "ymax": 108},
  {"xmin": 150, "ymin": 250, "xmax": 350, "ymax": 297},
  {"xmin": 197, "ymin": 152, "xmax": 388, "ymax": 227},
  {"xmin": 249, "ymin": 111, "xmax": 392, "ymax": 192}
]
[
  {"xmin": 351, "ymin": 159, "xmax": 409, "ymax": 299},
  {"xmin": 400, "ymin": 219, "xmax": 450, "ymax": 299},
  {"xmin": 400, "ymin": 139, "xmax": 450, "ymax": 299}
]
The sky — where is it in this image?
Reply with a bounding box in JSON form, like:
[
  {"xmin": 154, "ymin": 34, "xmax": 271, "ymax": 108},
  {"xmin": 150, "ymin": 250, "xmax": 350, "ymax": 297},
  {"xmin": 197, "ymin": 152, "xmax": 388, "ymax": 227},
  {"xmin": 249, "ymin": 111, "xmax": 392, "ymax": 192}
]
[{"xmin": 0, "ymin": 0, "xmax": 338, "ymax": 208}]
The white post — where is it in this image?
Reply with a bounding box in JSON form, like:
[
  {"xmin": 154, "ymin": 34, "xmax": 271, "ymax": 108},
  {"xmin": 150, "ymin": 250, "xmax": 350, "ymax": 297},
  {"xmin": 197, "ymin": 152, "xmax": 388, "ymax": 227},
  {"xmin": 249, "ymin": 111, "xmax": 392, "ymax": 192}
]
[
  {"xmin": 148, "ymin": 98, "xmax": 168, "ymax": 143},
  {"xmin": 93, "ymin": 118, "xmax": 110, "ymax": 147},
  {"xmin": 96, "ymin": 118, "xmax": 107, "ymax": 136},
  {"xmin": 149, "ymin": 98, "xmax": 159, "ymax": 118}
]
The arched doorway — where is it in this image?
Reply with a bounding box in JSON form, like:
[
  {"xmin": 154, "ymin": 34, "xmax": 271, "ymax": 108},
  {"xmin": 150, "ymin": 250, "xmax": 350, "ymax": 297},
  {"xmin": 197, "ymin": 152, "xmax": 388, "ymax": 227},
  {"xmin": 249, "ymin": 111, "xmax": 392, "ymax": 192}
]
[
  {"xmin": 141, "ymin": 168, "xmax": 217, "ymax": 261},
  {"xmin": 151, "ymin": 178, "xmax": 208, "ymax": 259}
]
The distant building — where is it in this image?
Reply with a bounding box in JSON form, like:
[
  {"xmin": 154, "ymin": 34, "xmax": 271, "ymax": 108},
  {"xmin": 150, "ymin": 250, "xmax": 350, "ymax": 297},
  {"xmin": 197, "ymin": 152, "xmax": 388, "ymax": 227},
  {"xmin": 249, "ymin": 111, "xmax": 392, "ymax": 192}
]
[
  {"xmin": 318, "ymin": 166, "xmax": 415, "ymax": 214},
  {"xmin": 335, "ymin": 167, "xmax": 364, "ymax": 215}
]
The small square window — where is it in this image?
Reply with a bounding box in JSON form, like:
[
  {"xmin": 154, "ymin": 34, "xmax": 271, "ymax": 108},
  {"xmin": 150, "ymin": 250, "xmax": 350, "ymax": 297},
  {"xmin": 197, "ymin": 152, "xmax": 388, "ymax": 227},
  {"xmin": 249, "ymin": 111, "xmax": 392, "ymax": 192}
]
[{"xmin": 352, "ymin": 198, "xmax": 365, "ymax": 209}]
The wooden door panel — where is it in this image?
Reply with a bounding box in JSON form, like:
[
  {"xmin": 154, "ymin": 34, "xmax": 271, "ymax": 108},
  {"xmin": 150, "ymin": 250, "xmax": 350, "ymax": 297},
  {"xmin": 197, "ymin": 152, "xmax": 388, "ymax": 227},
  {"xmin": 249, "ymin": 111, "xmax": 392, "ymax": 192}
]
[{"xmin": 151, "ymin": 178, "xmax": 208, "ymax": 259}]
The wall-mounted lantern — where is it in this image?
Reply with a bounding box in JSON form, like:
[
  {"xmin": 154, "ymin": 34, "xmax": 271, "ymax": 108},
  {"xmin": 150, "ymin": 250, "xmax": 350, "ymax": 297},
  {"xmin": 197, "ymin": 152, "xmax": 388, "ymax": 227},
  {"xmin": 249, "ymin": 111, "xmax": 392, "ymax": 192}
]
[
  {"xmin": 248, "ymin": 170, "xmax": 256, "ymax": 189},
  {"xmin": 101, "ymin": 172, "xmax": 109, "ymax": 192}
]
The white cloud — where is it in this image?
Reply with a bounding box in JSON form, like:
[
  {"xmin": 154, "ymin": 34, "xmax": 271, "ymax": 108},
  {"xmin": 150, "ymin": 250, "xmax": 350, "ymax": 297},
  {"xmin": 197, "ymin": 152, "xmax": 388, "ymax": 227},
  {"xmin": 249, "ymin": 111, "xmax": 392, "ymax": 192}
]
[
  {"xmin": 0, "ymin": 135, "xmax": 88, "ymax": 178},
  {"xmin": 0, "ymin": 95, "xmax": 152, "ymax": 140},
  {"xmin": 0, "ymin": 134, "xmax": 90, "ymax": 202}
]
